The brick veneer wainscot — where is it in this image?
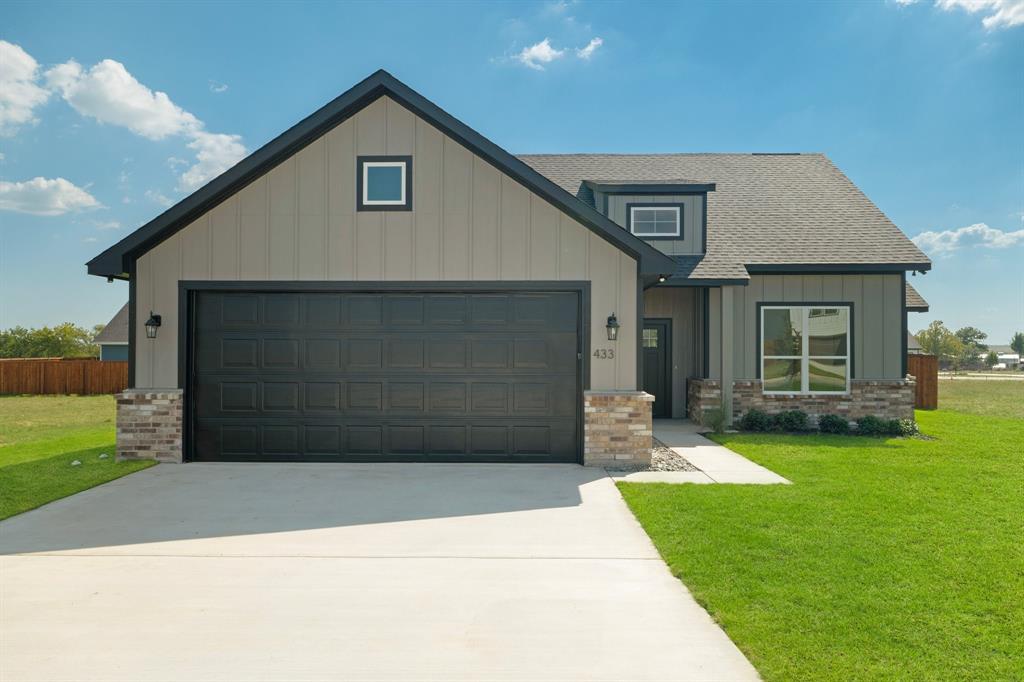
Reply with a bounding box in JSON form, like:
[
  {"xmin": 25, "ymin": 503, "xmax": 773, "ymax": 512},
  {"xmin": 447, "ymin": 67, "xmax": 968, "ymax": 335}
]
[
  {"xmin": 732, "ymin": 379, "xmax": 915, "ymax": 423},
  {"xmin": 583, "ymin": 391, "xmax": 654, "ymax": 467},
  {"xmin": 687, "ymin": 379, "xmax": 722, "ymax": 424},
  {"xmin": 116, "ymin": 389, "xmax": 183, "ymax": 463}
]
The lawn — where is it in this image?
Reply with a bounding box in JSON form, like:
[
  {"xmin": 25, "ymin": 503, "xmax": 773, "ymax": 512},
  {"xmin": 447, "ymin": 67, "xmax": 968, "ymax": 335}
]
[
  {"xmin": 619, "ymin": 410, "xmax": 1024, "ymax": 681},
  {"xmin": 0, "ymin": 395, "xmax": 154, "ymax": 520},
  {"xmin": 938, "ymin": 378, "xmax": 1023, "ymax": 419}
]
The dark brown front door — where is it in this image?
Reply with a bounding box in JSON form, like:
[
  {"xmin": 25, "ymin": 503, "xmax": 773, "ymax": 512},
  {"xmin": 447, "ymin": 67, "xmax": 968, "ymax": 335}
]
[
  {"xmin": 642, "ymin": 319, "xmax": 671, "ymax": 418},
  {"xmin": 189, "ymin": 289, "xmax": 581, "ymax": 463}
]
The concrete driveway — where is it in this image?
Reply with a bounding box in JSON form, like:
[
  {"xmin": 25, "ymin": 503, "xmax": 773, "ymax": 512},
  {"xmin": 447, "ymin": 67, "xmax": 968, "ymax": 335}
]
[{"xmin": 0, "ymin": 464, "xmax": 757, "ymax": 681}]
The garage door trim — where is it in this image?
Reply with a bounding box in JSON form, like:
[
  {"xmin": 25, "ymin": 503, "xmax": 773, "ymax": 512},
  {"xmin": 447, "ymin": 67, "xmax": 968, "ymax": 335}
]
[{"xmin": 177, "ymin": 281, "xmax": 591, "ymax": 463}]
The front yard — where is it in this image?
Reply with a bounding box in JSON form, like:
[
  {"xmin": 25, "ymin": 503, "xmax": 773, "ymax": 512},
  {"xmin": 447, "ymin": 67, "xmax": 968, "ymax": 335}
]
[
  {"xmin": 0, "ymin": 395, "xmax": 153, "ymax": 520},
  {"xmin": 620, "ymin": 409, "xmax": 1023, "ymax": 681}
]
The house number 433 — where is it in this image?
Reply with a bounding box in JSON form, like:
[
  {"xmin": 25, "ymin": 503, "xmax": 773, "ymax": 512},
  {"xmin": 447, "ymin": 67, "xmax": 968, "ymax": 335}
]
[{"xmin": 593, "ymin": 349, "xmax": 615, "ymax": 359}]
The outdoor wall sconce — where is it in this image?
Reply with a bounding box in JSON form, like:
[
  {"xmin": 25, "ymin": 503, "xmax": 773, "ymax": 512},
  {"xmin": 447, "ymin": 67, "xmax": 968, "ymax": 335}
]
[
  {"xmin": 606, "ymin": 313, "xmax": 620, "ymax": 341},
  {"xmin": 144, "ymin": 312, "xmax": 162, "ymax": 339}
]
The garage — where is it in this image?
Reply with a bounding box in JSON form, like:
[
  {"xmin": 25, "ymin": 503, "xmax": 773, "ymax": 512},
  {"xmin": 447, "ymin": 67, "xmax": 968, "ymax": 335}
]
[{"xmin": 187, "ymin": 287, "xmax": 583, "ymax": 463}]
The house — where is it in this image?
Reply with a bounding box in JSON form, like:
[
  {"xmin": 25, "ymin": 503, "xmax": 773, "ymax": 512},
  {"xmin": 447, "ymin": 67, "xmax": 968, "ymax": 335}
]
[
  {"xmin": 87, "ymin": 70, "xmax": 931, "ymax": 466},
  {"xmin": 93, "ymin": 303, "xmax": 128, "ymax": 361},
  {"xmin": 980, "ymin": 345, "xmax": 1021, "ymax": 370}
]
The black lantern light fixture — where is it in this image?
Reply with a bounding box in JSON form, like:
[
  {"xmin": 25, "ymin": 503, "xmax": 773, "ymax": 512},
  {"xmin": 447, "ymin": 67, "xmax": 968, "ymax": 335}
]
[
  {"xmin": 606, "ymin": 313, "xmax": 620, "ymax": 341},
  {"xmin": 144, "ymin": 311, "xmax": 162, "ymax": 339}
]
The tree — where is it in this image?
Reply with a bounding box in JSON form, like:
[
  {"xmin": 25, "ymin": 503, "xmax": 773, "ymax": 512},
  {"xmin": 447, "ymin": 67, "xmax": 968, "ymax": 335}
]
[
  {"xmin": 984, "ymin": 351, "xmax": 999, "ymax": 368},
  {"xmin": 915, "ymin": 321, "xmax": 962, "ymax": 367},
  {"xmin": 0, "ymin": 323, "xmax": 100, "ymax": 359},
  {"xmin": 1011, "ymin": 332, "xmax": 1024, "ymax": 356},
  {"xmin": 953, "ymin": 326, "xmax": 989, "ymax": 371}
]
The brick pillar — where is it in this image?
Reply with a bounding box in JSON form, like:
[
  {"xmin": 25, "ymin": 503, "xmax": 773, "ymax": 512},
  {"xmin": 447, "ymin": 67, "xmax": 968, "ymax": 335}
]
[
  {"xmin": 116, "ymin": 389, "xmax": 184, "ymax": 463},
  {"xmin": 583, "ymin": 391, "xmax": 654, "ymax": 467},
  {"xmin": 687, "ymin": 378, "xmax": 722, "ymax": 424}
]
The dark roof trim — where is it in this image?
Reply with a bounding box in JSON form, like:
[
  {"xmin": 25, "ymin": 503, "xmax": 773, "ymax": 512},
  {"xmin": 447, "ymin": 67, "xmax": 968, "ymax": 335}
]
[
  {"xmin": 88, "ymin": 70, "xmax": 675, "ymax": 278},
  {"xmin": 745, "ymin": 263, "xmax": 932, "ymax": 274},
  {"xmin": 659, "ymin": 278, "xmax": 750, "ymax": 287},
  {"xmin": 582, "ymin": 180, "xmax": 716, "ymax": 194}
]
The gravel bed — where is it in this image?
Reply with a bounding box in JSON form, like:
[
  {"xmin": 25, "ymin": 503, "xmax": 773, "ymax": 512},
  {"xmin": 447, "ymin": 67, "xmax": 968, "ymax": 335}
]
[{"xmin": 605, "ymin": 439, "xmax": 701, "ymax": 472}]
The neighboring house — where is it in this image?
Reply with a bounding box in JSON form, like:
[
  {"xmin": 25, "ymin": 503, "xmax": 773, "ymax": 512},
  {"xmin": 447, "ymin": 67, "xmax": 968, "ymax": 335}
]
[
  {"xmin": 907, "ymin": 332, "xmax": 924, "ymax": 355},
  {"xmin": 87, "ymin": 71, "xmax": 931, "ymax": 466},
  {"xmin": 93, "ymin": 303, "xmax": 129, "ymax": 361},
  {"xmin": 980, "ymin": 345, "xmax": 1021, "ymax": 370}
]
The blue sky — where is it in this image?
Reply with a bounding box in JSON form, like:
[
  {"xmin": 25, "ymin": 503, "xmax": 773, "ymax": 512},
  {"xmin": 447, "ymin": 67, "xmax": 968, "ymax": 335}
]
[{"xmin": 1, "ymin": 0, "xmax": 1021, "ymax": 342}]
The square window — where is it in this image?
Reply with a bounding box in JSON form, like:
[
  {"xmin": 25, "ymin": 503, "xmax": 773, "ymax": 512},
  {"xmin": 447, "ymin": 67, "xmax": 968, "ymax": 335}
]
[
  {"xmin": 761, "ymin": 305, "xmax": 851, "ymax": 395},
  {"xmin": 357, "ymin": 156, "xmax": 412, "ymax": 211}
]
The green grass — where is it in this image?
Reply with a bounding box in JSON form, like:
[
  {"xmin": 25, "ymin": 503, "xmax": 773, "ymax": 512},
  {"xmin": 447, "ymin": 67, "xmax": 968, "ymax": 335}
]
[
  {"xmin": 938, "ymin": 378, "xmax": 1024, "ymax": 419},
  {"xmin": 0, "ymin": 395, "xmax": 154, "ymax": 520},
  {"xmin": 619, "ymin": 410, "xmax": 1024, "ymax": 681}
]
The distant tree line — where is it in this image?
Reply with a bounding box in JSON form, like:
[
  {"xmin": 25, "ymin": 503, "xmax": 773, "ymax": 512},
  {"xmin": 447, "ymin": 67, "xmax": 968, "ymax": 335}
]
[
  {"xmin": 915, "ymin": 323, "xmax": 1024, "ymax": 371},
  {"xmin": 0, "ymin": 323, "xmax": 102, "ymax": 359}
]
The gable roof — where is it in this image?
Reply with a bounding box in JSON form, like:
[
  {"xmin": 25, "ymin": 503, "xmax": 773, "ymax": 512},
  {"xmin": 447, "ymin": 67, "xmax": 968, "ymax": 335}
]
[
  {"xmin": 519, "ymin": 153, "xmax": 932, "ymax": 281},
  {"xmin": 87, "ymin": 71, "xmax": 675, "ymax": 280},
  {"xmin": 905, "ymin": 282, "xmax": 929, "ymax": 312},
  {"xmin": 93, "ymin": 303, "xmax": 128, "ymax": 344}
]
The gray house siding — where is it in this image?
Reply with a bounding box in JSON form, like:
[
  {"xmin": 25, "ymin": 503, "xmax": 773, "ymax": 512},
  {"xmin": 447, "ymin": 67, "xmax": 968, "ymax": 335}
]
[
  {"xmin": 133, "ymin": 95, "xmax": 638, "ymax": 391},
  {"xmin": 715, "ymin": 274, "xmax": 905, "ymax": 381},
  {"xmin": 595, "ymin": 193, "xmax": 704, "ymax": 256}
]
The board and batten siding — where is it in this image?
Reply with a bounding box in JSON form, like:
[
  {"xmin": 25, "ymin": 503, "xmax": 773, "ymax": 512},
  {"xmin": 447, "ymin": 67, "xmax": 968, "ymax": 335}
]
[
  {"xmin": 601, "ymin": 193, "xmax": 704, "ymax": 256},
  {"xmin": 709, "ymin": 274, "xmax": 904, "ymax": 381},
  {"xmin": 134, "ymin": 95, "xmax": 637, "ymax": 391}
]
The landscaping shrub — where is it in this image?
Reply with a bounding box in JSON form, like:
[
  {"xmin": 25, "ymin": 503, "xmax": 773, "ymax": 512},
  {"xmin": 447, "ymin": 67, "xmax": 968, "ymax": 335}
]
[
  {"xmin": 818, "ymin": 414, "xmax": 850, "ymax": 434},
  {"xmin": 771, "ymin": 410, "xmax": 809, "ymax": 432},
  {"xmin": 703, "ymin": 407, "xmax": 727, "ymax": 434},
  {"xmin": 738, "ymin": 409, "xmax": 771, "ymax": 432},
  {"xmin": 896, "ymin": 418, "xmax": 919, "ymax": 437},
  {"xmin": 855, "ymin": 415, "xmax": 887, "ymax": 436}
]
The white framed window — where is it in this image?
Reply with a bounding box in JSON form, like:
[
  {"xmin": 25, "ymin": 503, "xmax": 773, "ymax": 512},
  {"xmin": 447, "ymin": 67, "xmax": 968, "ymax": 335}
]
[
  {"xmin": 357, "ymin": 156, "xmax": 412, "ymax": 211},
  {"xmin": 760, "ymin": 305, "xmax": 850, "ymax": 394},
  {"xmin": 627, "ymin": 204, "xmax": 682, "ymax": 237}
]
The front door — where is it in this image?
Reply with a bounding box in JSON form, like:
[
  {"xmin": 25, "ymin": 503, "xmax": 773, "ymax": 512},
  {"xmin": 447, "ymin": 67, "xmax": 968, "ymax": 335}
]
[{"xmin": 642, "ymin": 319, "xmax": 671, "ymax": 418}]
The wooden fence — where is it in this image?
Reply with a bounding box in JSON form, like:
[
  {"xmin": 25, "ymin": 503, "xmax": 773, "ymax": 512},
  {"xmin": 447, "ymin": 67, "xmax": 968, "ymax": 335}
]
[
  {"xmin": 907, "ymin": 354, "xmax": 938, "ymax": 410},
  {"xmin": 0, "ymin": 358, "xmax": 129, "ymax": 395}
]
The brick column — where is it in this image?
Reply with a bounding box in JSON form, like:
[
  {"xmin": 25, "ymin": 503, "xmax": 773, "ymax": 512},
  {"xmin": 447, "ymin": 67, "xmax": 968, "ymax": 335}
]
[
  {"xmin": 583, "ymin": 391, "xmax": 654, "ymax": 467},
  {"xmin": 687, "ymin": 378, "xmax": 722, "ymax": 424},
  {"xmin": 116, "ymin": 389, "xmax": 184, "ymax": 463}
]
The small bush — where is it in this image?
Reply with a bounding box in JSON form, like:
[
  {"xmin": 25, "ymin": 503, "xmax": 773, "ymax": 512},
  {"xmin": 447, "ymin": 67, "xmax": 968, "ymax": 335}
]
[
  {"xmin": 818, "ymin": 414, "xmax": 850, "ymax": 434},
  {"xmin": 896, "ymin": 418, "xmax": 919, "ymax": 437},
  {"xmin": 738, "ymin": 409, "xmax": 771, "ymax": 432},
  {"xmin": 703, "ymin": 407, "xmax": 726, "ymax": 434},
  {"xmin": 771, "ymin": 410, "xmax": 809, "ymax": 432},
  {"xmin": 855, "ymin": 415, "xmax": 887, "ymax": 436}
]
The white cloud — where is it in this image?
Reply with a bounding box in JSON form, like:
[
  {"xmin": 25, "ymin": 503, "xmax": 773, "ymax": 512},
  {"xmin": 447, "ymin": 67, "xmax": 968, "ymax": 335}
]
[
  {"xmin": 43, "ymin": 54, "xmax": 248, "ymax": 191},
  {"xmin": 0, "ymin": 177, "xmax": 101, "ymax": 216},
  {"xmin": 177, "ymin": 130, "xmax": 246, "ymax": 192},
  {"xmin": 0, "ymin": 41, "xmax": 50, "ymax": 136},
  {"xmin": 576, "ymin": 37, "xmax": 603, "ymax": 60},
  {"xmin": 145, "ymin": 189, "xmax": 173, "ymax": 207},
  {"xmin": 82, "ymin": 236, "xmax": 98, "ymax": 243},
  {"xmin": 905, "ymin": 0, "xmax": 1024, "ymax": 28},
  {"xmin": 516, "ymin": 38, "xmax": 566, "ymax": 70},
  {"xmin": 912, "ymin": 222, "xmax": 1024, "ymax": 256},
  {"xmin": 209, "ymin": 80, "xmax": 228, "ymax": 94},
  {"xmin": 92, "ymin": 219, "xmax": 121, "ymax": 230}
]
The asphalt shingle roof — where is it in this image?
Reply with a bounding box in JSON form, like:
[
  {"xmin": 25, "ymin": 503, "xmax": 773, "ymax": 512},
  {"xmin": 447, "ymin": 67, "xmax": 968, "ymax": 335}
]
[
  {"xmin": 94, "ymin": 303, "xmax": 128, "ymax": 344},
  {"xmin": 518, "ymin": 153, "xmax": 931, "ymax": 281},
  {"xmin": 905, "ymin": 282, "xmax": 929, "ymax": 311}
]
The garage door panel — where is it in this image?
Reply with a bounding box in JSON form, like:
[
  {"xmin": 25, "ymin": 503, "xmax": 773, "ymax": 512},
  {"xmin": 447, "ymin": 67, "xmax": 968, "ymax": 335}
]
[{"xmin": 191, "ymin": 290, "xmax": 580, "ymax": 462}]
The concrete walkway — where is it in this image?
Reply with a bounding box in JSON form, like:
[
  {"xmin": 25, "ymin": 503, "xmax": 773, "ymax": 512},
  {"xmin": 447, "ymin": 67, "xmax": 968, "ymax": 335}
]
[
  {"xmin": 0, "ymin": 463, "xmax": 759, "ymax": 681},
  {"xmin": 610, "ymin": 420, "xmax": 790, "ymax": 485}
]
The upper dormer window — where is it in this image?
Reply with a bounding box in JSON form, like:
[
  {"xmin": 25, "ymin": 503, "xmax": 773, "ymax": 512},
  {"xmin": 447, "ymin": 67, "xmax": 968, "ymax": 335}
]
[
  {"xmin": 627, "ymin": 203, "xmax": 682, "ymax": 238},
  {"xmin": 357, "ymin": 156, "xmax": 413, "ymax": 211}
]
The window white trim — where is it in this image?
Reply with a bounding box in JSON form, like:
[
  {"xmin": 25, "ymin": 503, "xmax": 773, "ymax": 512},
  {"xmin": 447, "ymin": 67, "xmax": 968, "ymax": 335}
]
[
  {"xmin": 629, "ymin": 205, "xmax": 681, "ymax": 237},
  {"xmin": 760, "ymin": 305, "xmax": 851, "ymax": 395},
  {"xmin": 361, "ymin": 161, "xmax": 407, "ymax": 206}
]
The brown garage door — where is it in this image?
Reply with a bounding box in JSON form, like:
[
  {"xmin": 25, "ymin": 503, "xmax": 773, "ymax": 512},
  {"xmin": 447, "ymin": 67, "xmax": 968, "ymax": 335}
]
[{"xmin": 189, "ymin": 289, "xmax": 581, "ymax": 462}]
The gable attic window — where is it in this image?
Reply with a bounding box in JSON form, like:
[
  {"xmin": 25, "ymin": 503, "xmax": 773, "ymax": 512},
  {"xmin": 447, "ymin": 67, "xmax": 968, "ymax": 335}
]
[
  {"xmin": 357, "ymin": 156, "xmax": 413, "ymax": 211},
  {"xmin": 626, "ymin": 203, "xmax": 682, "ymax": 238}
]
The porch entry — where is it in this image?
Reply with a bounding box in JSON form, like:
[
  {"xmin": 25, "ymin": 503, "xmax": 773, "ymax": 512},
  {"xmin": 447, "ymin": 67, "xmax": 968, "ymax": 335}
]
[{"xmin": 642, "ymin": 318, "xmax": 672, "ymax": 418}]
